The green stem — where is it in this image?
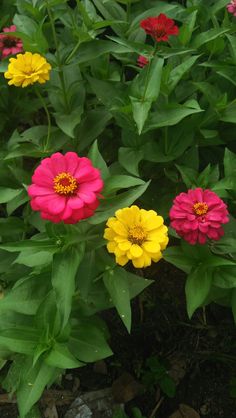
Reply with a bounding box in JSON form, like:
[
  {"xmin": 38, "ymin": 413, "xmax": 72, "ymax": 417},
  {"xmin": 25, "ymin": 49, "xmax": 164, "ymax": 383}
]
[
  {"xmin": 65, "ymin": 40, "xmax": 81, "ymax": 64},
  {"xmin": 46, "ymin": 1, "xmax": 70, "ymax": 112},
  {"xmin": 35, "ymin": 87, "xmax": 51, "ymax": 151}
]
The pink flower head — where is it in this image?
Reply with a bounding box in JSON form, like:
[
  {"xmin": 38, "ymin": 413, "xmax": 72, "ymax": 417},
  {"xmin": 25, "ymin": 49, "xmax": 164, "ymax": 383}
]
[
  {"xmin": 140, "ymin": 14, "xmax": 179, "ymax": 43},
  {"xmin": 28, "ymin": 152, "xmax": 104, "ymax": 224},
  {"xmin": 169, "ymin": 188, "xmax": 229, "ymax": 245},
  {"xmin": 0, "ymin": 25, "xmax": 23, "ymax": 58},
  {"xmin": 227, "ymin": 0, "xmax": 236, "ymax": 15},
  {"xmin": 137, "ymin": 55, "xmax": 149, "ymax": 67}
]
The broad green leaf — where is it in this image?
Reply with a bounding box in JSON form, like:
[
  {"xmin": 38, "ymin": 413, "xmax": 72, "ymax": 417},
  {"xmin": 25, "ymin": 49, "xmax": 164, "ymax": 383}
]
[
  {"xmin": 88, "ymin": 140, "xmax": 110, "ymax": 179},
  {"xmin": 126, "ymin": 271, "xmax": 153, "ymax": 298},
  {"xmin": 45, "ymin": 343, "xmax": 82, "ymax": 369},
  {"xmin": 193, "ymin": 28, "xmax": 229, "ymax": 49},
  {"xmin": 179, "ymin": 10, "xmax": 198, "ymax": 45},
  {"xmin": 52, "ymin": 245, "xmax": 85, "ymax": 328},
  {"xmin": 186, "ymin": 266, "xmax": 213, "ymax": 318},
  {"xmin": 78, "ymin": 109, "xmax": 112, "ymax": 152},
  {"xmin": 0, "ymin": 239, "xmax": 57, "ymax": 252},
  {"xmin": 88, "ymin": 181, "xmax": 150, "ymax": 224},
  {"xmin": 17, "ymin": 358, "xmax": 60, "ymax": 418},
  {"xmin": 167, "ymin": 55, "xmax": 200, "ymax": 94},
  {"xmin": 224, "ymin": 148, "xmax": 236, "ymax": 178},
  {"xmin": 69, "ymin": 319, "xmax": 113, "ymax": 362},
  {"xmin": 0, "ymin": 327, "xmax": 39, "ymax": 355},
  {"xmin": 163, "ymin": 246, "xmax": 192, "ymax": 274},
  {"xmin": 0, "ymin": 187, "xmax": 22, "ymax": 204},
  {"xmin": 130, "ymin": 57, "xmax": 164, "ymax": 133},
  {"xmin": 213, "ymin": 266, "xmax": 236, "ymax": 289},
  {"xmin": 143, "ymin": 101, "xmax": 203, "ymax": 132},
  {"xmin": 55, "ymin": 109, "xmax": 83, "ymax": 138},
  {"xmin": 118, "ymin": 147, "xmax": 143, "ymax": 176},
  {"xmin": 0, "ymin": 217, "xmax": 27, "ymax": 236},
  {"xmin": 0, "ymin": 274, "xmax": 51, "ymax": 315},
  {"xmin": 103, "ymin": 267, "xmax": 131, "ymax": 331},
  {"xmin": 231, "ymin": 288, "xmax": 236, "ymax": 324},
  {"xmin": 104, "ymin": 175, "xmax": 144, "ymax": 195}
]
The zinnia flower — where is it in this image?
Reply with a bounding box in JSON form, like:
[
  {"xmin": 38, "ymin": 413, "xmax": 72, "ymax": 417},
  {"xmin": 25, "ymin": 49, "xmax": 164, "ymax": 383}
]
[
  {"xmin": 104, "ymin": 205, "xmax": 169, "ymax": 268},
  {"xmin": 140, "ymin": 13, "xmax": 179, "ymax": 42},
  {"xmin": 227, "ymin": 0, "xmax": 236, "ymax": 15},
  {"xmin": 4, "ymin": 51, "xmax": 51, "ymax": 87},
  {"xmin": 170, "ymin": 188, "xmax": 229, "ymax": 245},
  {"xmin": 0, "ymin": 25, "xmax": 23, "ymax": 58},
  {"xmin": 28, "ymin": 152, "xmax": 103, "ymax": 224},
  {"xmin": 137, "ymin": 55, "xmax": 149, "ymax": 67}
]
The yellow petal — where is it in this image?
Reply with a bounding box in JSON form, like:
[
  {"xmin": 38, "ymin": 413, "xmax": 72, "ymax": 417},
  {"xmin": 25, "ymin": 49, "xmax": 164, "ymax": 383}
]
[
  {"xmin": 152, "ymin": 253, "xmax": 163, "ymax": 263},
  {"xmin": 116, "ymin": 255, "xmax": 129, "ymax": 266},
  {"xmin": 103, "ymin": 228, "xmax": 115, "ymax": 240},
  {"xmin": 129, "ymin": 244, "xmax": 143, "ymax": 258},
  {"xmin": 142, "ymin": 241, "xmax": 160, "ymax": 253},
  {"xmin": 107, "ymin": 242, "xmax": 116, "ymax": 253},
  {"xmin": 118, "ymin": 240, "xmax": 132, "ymax": 251},
  {"xmin": 132, "ymin": 255, "xmax": 145, "ymax": 268}
]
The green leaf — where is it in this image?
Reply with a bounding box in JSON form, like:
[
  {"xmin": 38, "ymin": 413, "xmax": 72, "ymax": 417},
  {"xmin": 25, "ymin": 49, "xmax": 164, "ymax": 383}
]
[
  {"xmin": 179, "ymin": 10, "xmax": 198, "ymax": 45},
  {"xmin": 167, "ymin": 55, "xmax": 200, "ymax": 94},
  {"xmin": 186, "ymin": 266, "xmax": 213, "ymax": 318},
  {"xmin": 231, "ymin": 288, "xmax": 236, "ymax": 324},
  {"xmin": 17, "ymin": 358, "xmax": 60, "ymax": 418},
  {"xmin": 0, "ymin": 327, "xmax": 39, "ymax": 355},
  {"xmin": 0, "ymin": 187, "xmax": 23, "ymax": 204},
  {"xmin": 52, "ymin": 245, "xmax": 85, "ymax": 328},
  {"xmin": 0, "ymin": 239, "xmax": 57, "ymax": 252},
  {"xmin": 45, "ymin": 343, "xmax": 82, "ymax": 369},
  {"xmin": 144, "ymin": 101, "xmax": 203, "ymax": 132},
  {"xmin": 163, "ymin": 246, "xmax": 192, "ymax": 274},
  {"xmin": 78, "ymin": 109, "xmax": 112, "ymax": 152},
  {"xmin": 103, "ymin": 267, "xmax": 131, "ymax": 332},
  {"xmin": 118, "ymin": 147, "xmax": 143, "ymax": 176},
  {"xmin": 0, "ymin": 218, "xmax": 27, "ymax": 236},
  {"xmin": 213, "ymin": 266, "xmax": 236, "ymax": 289},
  {"xmin": 130, "ymin": 57, "xmax": 164, "ymax": 133},
  {"xmin": 69, "ymin": 318, "xmax": 113, "ymax": 362},
  {"xmin": 88, "ymin": 181, "xmax": 150, "ymax": 224},
  {"xmin": 88, "ymin": 139, "xmax": 110, "ymax": 179},
  {"xmin": 104, "ymin": 175, "xmax": 144, "ymax": 195},
  {"xmin": 224, "ymin": 148, "xmax": 236, "ymax": 178},
  {"xmin": 0, "ymin": 274, "xmax": 51, "ymax": 315},
  {"xmin": 192, "ymin": 28, "xmax": 229, "ymax": 49},
  {"xmin": 54, "ymin": 109, "xmax": 83, "ymax": 138},
  {"xmin": 126, "ymin": 271, "xmax": 153, "ymax": 299}
]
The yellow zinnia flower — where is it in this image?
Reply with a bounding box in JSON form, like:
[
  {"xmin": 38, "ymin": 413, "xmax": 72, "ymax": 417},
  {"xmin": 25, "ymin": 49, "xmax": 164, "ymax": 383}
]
[
  {"xmin": 4, "ymin": 51, "xmax": 51, "ymax": 88},
  {"xmin": 104, "ymin": 205, "xmax": 169, "ymax": 268}
]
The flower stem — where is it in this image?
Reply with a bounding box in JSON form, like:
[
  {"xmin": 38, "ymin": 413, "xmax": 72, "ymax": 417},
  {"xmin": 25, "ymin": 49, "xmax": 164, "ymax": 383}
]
[
  {"xmin": 46, "ymin": 1, "xmax": 70, "ymax": 112},
  {"xmin": 35, "ymin": 87, "xmax": 51, "ymax": 151}
]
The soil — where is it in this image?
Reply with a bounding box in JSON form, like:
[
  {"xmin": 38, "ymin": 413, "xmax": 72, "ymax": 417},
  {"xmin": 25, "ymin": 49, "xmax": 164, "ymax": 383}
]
[{"xmin": 1, "ymin": 262, "xmax": 236, "ymax": 418}]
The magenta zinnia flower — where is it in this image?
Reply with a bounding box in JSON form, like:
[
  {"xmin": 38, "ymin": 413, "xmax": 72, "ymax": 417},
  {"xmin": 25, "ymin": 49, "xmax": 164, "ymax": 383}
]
[
  {"xmin": 137, "ymin": 55, "xmax": 149, "ymax": 67},
  {"xmin": 0, "ymin": 25, "xmax": 23, "ymax": 58},
  {"xmin": 169, "ymin": 188, "xmax": 229, "ymax": 245},
  {"xmin": 28, "ymin": 152, "xmax": 103, "ymax": 224},
  {"xmin": 227, "ymin": 0, "xmax": 236, "ymax": 15}
]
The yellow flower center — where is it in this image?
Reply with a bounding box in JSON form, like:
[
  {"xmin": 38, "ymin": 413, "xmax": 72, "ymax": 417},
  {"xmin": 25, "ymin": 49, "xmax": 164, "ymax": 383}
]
[
  {"xmin": 193, "ymin": 202, "xmax": 208, "ymax": 216},
  {"xmin": 128, "ymin": 225, "xmax": 147, "ymax": 245},
  {"xmin": 53, "ymin": 172, "xmax": 78, "ymax": 196}
]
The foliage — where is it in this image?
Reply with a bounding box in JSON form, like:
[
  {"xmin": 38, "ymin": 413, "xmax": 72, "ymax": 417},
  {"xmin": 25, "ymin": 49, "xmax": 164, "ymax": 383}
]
[{"xmin": 0, "ymin": 0, "xmax": 236, "ymax": 416}]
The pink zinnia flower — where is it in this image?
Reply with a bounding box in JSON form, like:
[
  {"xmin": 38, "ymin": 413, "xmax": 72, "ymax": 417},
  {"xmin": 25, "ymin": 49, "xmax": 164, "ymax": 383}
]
[
  {"xmin": 140, "ymin": 14, "xmax": 179, "ymax": 43},
  {"xmin": 0, "ymin": 25, "xmax": 23, "ymax": 58},
  {"xmin": 169, "ymin": 188, "xmax": 229, "ymax": 245},
  {"xmin": 28, "ymin": 152, "xmax": 104, "ymax": 224},
  {"xmin": 227, "ymin": 0, "xmax": 236, "ymax": 15},
  {"xmin": 137, "ymin": 55, "xmax": 149, "ymax": 67}
]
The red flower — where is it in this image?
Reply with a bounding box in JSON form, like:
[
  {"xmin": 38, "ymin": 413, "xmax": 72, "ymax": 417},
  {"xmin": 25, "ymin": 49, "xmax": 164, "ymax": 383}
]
[
  {"xmin": 137, "ymin": 55, "xmax": 149, "ymax": 67},
  {"xmin": 0, "ymin": 25, "xmax": 23, "ymax": 58},
  {"xmin": 169, "ymin": 188, "xmax": 229, "ymax": 245},
  {"xmin": 140, "ymin": 13, "xmax": 179, "ymax": 42}
]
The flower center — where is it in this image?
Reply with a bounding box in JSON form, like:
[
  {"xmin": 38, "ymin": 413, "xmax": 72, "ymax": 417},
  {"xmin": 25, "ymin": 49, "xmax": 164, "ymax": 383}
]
[
  {"xmin": 154, "ymin": 24, "xmax": 166, "ymax": 38},
  {"xmin": 128, "ymin": 225, "xmax": 147, "ymax": 246},
  {"xmin": 53, "ymin": 172, "xmax": 78, "ymax": 196},
  {"xmin": 193, "ymin": 202, "xmax": 208, "ymax": 216},
  {"xmin": 3, "ymin": 37, "xmax": 17, "ymax": 48}
]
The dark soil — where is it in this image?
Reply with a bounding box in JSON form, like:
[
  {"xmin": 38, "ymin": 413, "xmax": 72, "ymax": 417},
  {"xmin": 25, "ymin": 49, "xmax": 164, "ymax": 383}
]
[{"xmin": 1, "ymin": 262, "xmax": 236, "ymax": 417}]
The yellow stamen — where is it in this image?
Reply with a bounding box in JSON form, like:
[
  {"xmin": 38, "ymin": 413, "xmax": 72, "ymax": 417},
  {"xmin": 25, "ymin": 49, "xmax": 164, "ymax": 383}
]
[
  {"xmin": 193, "ymin": 202, "xmax": 208, "ymax": 216},
  {"xmin": 128, "ymin": 225, "xmax": 147, "ymax": 245},
  {"xmin": 54, "ymin": 172, "xmax": 78, "ymax": 196}
]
